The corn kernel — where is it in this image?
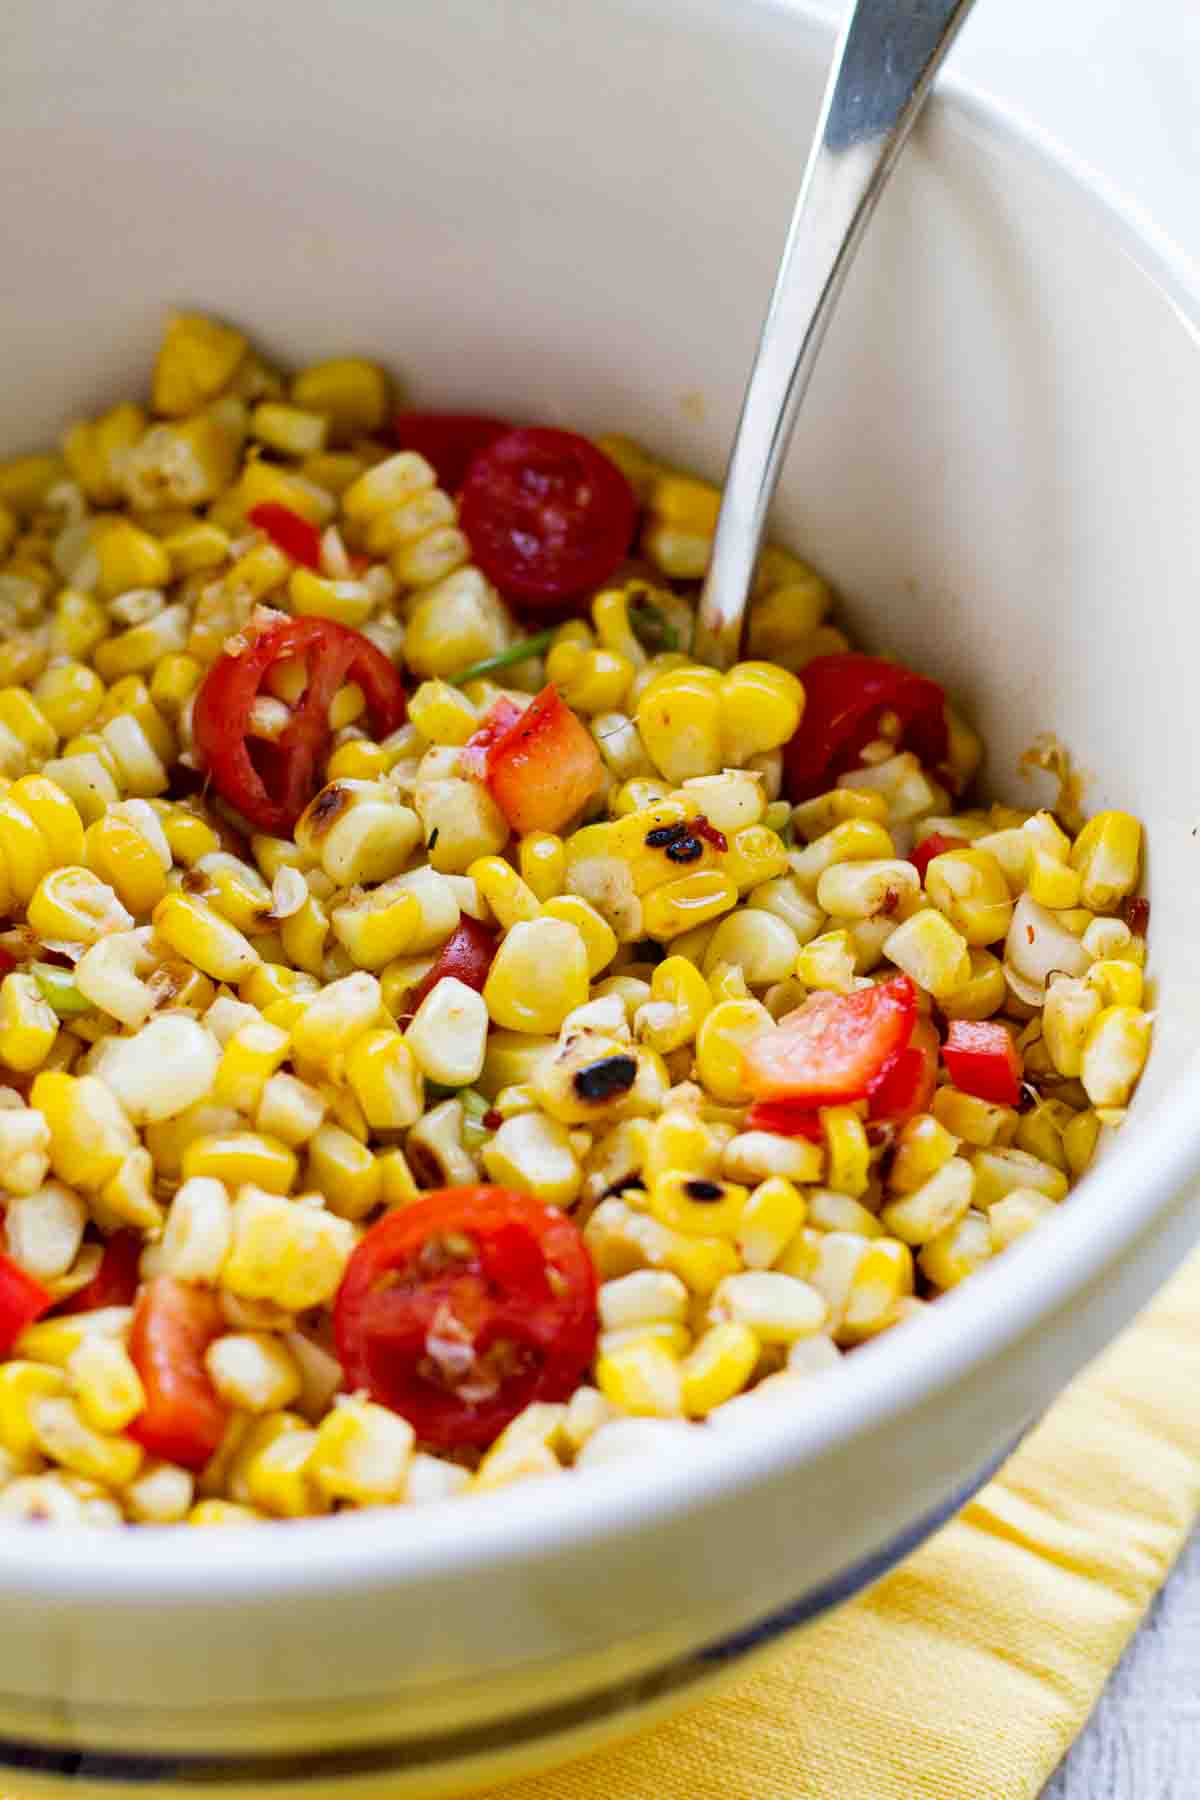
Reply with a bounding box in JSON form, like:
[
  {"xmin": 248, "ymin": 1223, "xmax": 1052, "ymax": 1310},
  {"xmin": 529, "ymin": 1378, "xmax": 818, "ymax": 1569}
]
[
  {"xmin": 182, "ymin": 1131, "xmax": 297, "ymax": 1194},
  {"xmin": 695, "ymin": 998, "xmax": 772, "ymax": 1103},
  {"xmin": 1080, "ymin": 1005, "xmax": 1152, "ymax": 1108},
  {"xmin": 68, "ymin": 1335, "xmax": 145, "ymax": 1433},
  {"xmin": 31, "ymin": 1395, "xmax": 142, "ymax": 1488},
  {"xmin": 596, "ymin": 1338, "xmax": 683, "ymax": 1418},
  {"xmin": 1070, "ymin": 811, "xmax": 1142, "ymax": 911},
  {"xmin": 988, "ymin": 1187, "xmax": 1059, "ymax": 1252},
  {"xmin": 483, "ymin": 918, "xmax": 590, "ymax": 1034},
  {"xmin": 919, "ymin": 1208, "xmax": 993, "ymax": 1290},
  {"xmin": 709, "ymin": 1271, "xmax": 826, "ymax": 1344},
  {"xmin": 880, "ymin": 1157, "xmax": 975, "ymax": 1245},
  {"xmin": 883, "ymin": 909, "xmax": 971, "ymax": 999}
]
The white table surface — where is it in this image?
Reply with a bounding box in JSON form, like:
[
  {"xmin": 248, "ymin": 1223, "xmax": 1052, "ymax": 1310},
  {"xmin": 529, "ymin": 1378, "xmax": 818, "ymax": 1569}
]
[{"xmin": 808, "ymin": 3, "xmax": 1200, "ymax": 1793}]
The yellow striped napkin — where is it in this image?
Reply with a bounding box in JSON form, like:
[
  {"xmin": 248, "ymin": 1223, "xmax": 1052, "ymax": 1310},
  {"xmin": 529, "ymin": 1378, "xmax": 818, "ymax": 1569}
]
[{"xmin": 487, "ymin": 1249, "xmax": 1200, "ymax": 1800}]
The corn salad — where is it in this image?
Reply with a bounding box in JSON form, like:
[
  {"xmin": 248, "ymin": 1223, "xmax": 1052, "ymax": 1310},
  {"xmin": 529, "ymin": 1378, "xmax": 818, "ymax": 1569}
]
[{"xmin": 0, "ymin": 313, "xmax": 1151, "ymax": 1525}]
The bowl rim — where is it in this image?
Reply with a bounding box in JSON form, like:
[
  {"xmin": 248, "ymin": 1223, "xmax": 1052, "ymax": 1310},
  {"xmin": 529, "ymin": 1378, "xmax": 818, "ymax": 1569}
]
[{"xmin": 1, "ymin": 0, "xmax": 1198, "ymax": 1610}]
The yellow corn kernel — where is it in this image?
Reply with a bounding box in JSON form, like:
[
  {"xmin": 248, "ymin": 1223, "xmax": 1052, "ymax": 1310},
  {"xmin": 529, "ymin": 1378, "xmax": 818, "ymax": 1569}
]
[
  {"xmin": 0, "ymin": 686, "xmax": 56, "ymax": 766},
  {"xmin": 718, "ymin": 661, "xmax": 804, "ymax": 765},
  {"xmin": 151, "ymin": 313, "xmax": 246, "ymax": 415},
  {"xmin": 805, "ymin": 1188, "xmax": 883, "ymax": 1238},
  {"xmin": 1014, "ymin": 1098, "xmax": 1075, "ymax": 1173},
  {"xmin": 889, "ymin": 1114, "xmax": 959, "ymax": 1194},
  {"xmin": 30, "ymin": 1393, "xmax": 142, "ymax": 1488},
  {"xmin": 275, "ymin": 894, "xmax": 327, "ymax": 979},
  {"xmin": 240, "ymin": 1423, "xmax": 327, "ymax": 1520},
  {"xmin": 507, "ymin": 831, "xmax": 566, "ymax": 906},
  {"xmin": 294, "ymin": 780, "xmax": 422, "ymax": 888},
  {"xmin": 733, "ymin": 1177, "xmax": 807, "ymax": 1269},
  {"xmin": 838, "ymin": 1238, "xmax": 915, "ymax": 1342},
  {"xmin": 695, "ymin": 998, "xmax": 772, "ymax": 1104},
  {"xmin": 635, "ymin": 666, "xmax": 723, "ymax": 784},
  {"xmin": 211, "ymin": 1020, "xmax": 290, "ymax": 1117},
  {"xmin": 31, "ymin": 661, "xmax": 104, "ymax": 739},
  {"xmin": 67, "ymin": 1336, "xmax": 145, "ymax": 1434},
  {"xmin": 642, "ymin": 870, "xmax": 737, "ymax": 943},
  {"xmin": 1086, "ymin": 959, "xmax": 1144, "ymax": 1010},
  {"xmin": 306, "ymin": 1123, "xmax": 381, "ymax": 1219},
  {"xmin": 222, "ymin": 1187, "xmax": 356, "ymax": 1311},
  {"xmin": 249, "ymin": 401, "xmax": 327, "ymax": 458},
  {"xmin": 988, "ymin": 1187, "xmax": 1059, "ymax": 1252},
  {"xmin": 746, "ymin": 560, "xmax": 832, "ymax": 666},
  {"xmin": 288, "ymin": 566, "xmax": 373, "ymax": 627},
  {"xmin": 1062, "ymin": 1109, "xmax": 1101, "ymax": 1179},
  {"xmin": 548, "ymin": 642, "xmax": 636, "ymax": 716},
  {"xmin": 482, "ymin": 918, "xmax": 590, "ymax": 1034},
  {"xmin": 481, "ymin": 1111, "xmax": 581, "ymax": 1207},
  {"xmin": 1070, "ymin": 811, "xmax": 1142, "ymax": 912},
  {"xmin": 309, "ymin": 1396, "xmax": 415, "ymax": 1504},
  {"xmin": 971, "ymin": 1146, "xmax": 1070, "ymax": 1209},
  {"xmin": 702, "ymin": 910, "xmax": 801, "ymax": 989},
  {"xmin": 466, "ymin": 856, "xmax": 538, "ymax": 931},
  {"xmin": 883, "ymin": 909, "xmax": 972, "ymax": 999},
  {"xmin": 0, "ymin": 974, "xmax": 58, "ymax": 1075},
  {"xmin": 880, "ymin": 1156, "xmax": 975, "ymax": 1245},
  {"xmin": 291, "ymin": 358, "xmax": 389, "ymax": 443},
  {"xmin": 1024, "ymin": 848, "xmax": 1080, "ymax": 910},
  {"xmin": 152, "ymin": 891, "xmax": 260, "ymax": 982},
  {"xmin": 187, "ymin": 1500, "xmax": 265, "ymax": 1526},
  {"xmin": 918, "ymin": 1208, "xmax": 992, "ymax": 1290},
  {"xmin": 790, "ymin": 820, "xmax": 896, "ymax": 896},
  {"xmin": 0, "ymin": 1362, "xmax": 67, "ymax": 1455},
  {"xmin": 930, "ymin": 1086, "xmax": 1018, "ymax": 1148},
  {"xmin": 151, "ymin": 803, "xmax": 221, "ymax": 867},
  {"xmin": 46, "ymin": 592, "xmax": 107, "ymax": 667},
  {"xmin": 82, "ymin": 813, "xmax": 169, "ymax": 916},
  {"xmin": 794, "ymin": 930, "xmax": 857, "ymax": 994},
  {"xmin": 636, "ymin": 955, "xmax": 712, "ymax": 1055},
  {"xmin": 821, "ymin": 1105, "xmax": 871, "ymax": 1197},
  {"xmin": 595, "ymin": 1337, "xmax": 683, "ymax": 1418},
  {"xmin": 923, "ymin": 848, "xmax": 1013, "ymax": 946},
  {"xmin": 1080, "ymin": 1005, "xmax": 1152, "ymax": 1108},
  {"xmin": 162, "ymin": 520, "xmax": 231, "ymax": 579},
  {"xmin": 181, "ymin": 1131, "xmax": 297, "ymax": 1194},
  {"xmin": 719, "ymin": 825, "xmax": 790, "ymax": 895},
  {"xmin": 30, "ymin": 1071, "xmax": 136, "ymax": 1189},
  {"xmin": 538, "ymin": 895, "xmax": 617, "ymax": 978},
  {"xmin": 939, "ymin": 947, "xmax": 1007, "ymax": 1021},
  {"xmin": 285, "ymin": 973, "xmax": 379, "ymax": 1074},
  {"xmin": 790, "ymin": 788, "xmax": 888, "ymax": 843},
  {"xmin": 338, "ymin": 1027, "xmax": 421, "ymax": 1132},
  {"xmin": 679, "ymin": 1322, "xmax": 759, "ymax": 1416},
  {"xmin": 709, "ymin": 1269, "xmax": 827, "ymax": 1343},
  {"xmin": 648, "ymin": 1170, "xmax": 746, "ymax": 1238},
  {"xmin": 0, "ymin": 453, "xmax": 65, "ymax": 516},
  {"xmin": 89, "ymin": 517, "xmax": 170, "ymax": 602}
]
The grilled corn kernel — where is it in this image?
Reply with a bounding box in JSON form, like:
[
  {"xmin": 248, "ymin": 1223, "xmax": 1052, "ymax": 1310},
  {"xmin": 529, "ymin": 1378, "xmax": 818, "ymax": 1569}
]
[
  {"xmin": 153, "ymin": 891, "xmax": 260, "ymax": 982},
  {"xmin": 182, "ymin": 1131, "xmax": 297, "ymax": 1195},
  {"xmin": 649, "ymin": 1171, "xmax": 747, "ymax": 1238},
  {"xmin": 406, "ymin": 979, "xmax": 488, "ymax": 1088},
  {"xmin": 222, "ymin": 1187, "xmax": 357, "ymax": 1311},
  {"xmin": 709, "ymin": 1270, "xmax": 826, "ymax": 1344},
  {"xmin": 880, "ymin": 1156, "xmax": 975, "ymax": 1245},
  {"xmin": 679, "ymin": 1322, "xmax": 759, "ymax": 1416},
  {"xmin": 67, "ymin": 1335, "xmax": 145, "ymax": 1433},
  {"xmin": 733, "ymin": 1176, "xmax": 808, "ymax": 1268},
  {"xmin": 483, "ymin": 918, "xmax": 590, "ymax": 1035},
  {"xmin": 642, "ymin": 870, "xmax": 738, "ymax": 943},
  {"xmin": 31, "ymin": 1394, "xmax": 142, "ymax": 1488},
  {"xmin": 794, "ymin": 930, "xmax": 856, "ymax": 994},
  {"xmin": 839, "ymin": 1239, "xmax": 915, "ymax": 1343},
  {"xmin": 1063, "ymin": 1108, "xmax": 1102, "ymax": 1178},
  {"xmin": 1080, "ymin": 1005, "xmax": 1152, "ymax": 1108},
  {"xmin": 1070, "ymin": 811, "xmax": 1142, "ymax": 912},
  {"xmin": 971, "ymin": 1147, "xmax": 1069, "ymax": 1209},
  {"xmin": 0, "ymin": 974, "xmax": 59, "ymax": 1074},
  {"xmin": 294, "ymin": 781, "xmax": 421, "ymax": 888},
  {"xmin": 922, "ymin": 848, "xmax": 1013, "ymax": 946},
  {"xmin": 883, "ymin": 909, "xmax": 971, "ymax": 999},
  {"xmin": 635, "ymin": 666, "xmax": 723, "ymax": 784},
  {"xmin": 596, "ymin": 1338, "xmax": 683, "ymax": 1418},
  {"xmin": 482, "ymin": 1111, "xmax": 581, "ymax": 1207},
  {"xmin": 919, "ymin": 1208, "xmax": 993, "ymax": 1290},
  {"xmin": 31, "ymin": 1070, "xmax": 137, "ymax": 1190},
  {"xmin": 28, "ymin": 865, "xmax": 133, "ymax": 944},
  {"xmin": 889, "ymin": 1114, "xmax": 959, "ymax": 1194},
  {"xmin": 821, "ymin": 1105, "xmax": 871, "ymax": 1197},
  {"xmin": 695, "ymin": 998, "xmax": 772, "ymax": 1104}
]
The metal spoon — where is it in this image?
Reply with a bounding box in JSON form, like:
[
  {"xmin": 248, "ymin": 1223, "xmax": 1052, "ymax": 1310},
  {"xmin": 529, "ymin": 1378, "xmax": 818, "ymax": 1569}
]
[{"xmin": 694, "ymin": 0, "xmax": 978, "ymax": 668}]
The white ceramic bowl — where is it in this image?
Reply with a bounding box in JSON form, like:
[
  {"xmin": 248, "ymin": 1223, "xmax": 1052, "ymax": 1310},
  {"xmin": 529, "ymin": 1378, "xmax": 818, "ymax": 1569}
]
[{"xmin": 5, "ymin": 1, "xmax": 1200, "ymax": 1792}]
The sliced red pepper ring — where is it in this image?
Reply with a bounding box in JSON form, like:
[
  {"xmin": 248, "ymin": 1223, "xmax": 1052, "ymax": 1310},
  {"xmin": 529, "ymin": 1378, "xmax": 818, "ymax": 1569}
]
[
  {"xmin": 783, "ymin": 653, "xmax": 949, "ymax": 803},
  {"xmin": 458, "ymin": 427, "xmax": 637, "ymax": 610},
  {"xmin": 0, "ymin": 1254, "xmax": 52, "ymax": 1354},
  {"xmin": 942, "ymin": 1020, "xmax": 1024, "ymax": 1107},
  {"xmin": 390, "ymin": 412, "xmax": 512, "ymax": 494},
  {"xmin": 127, "ymin": 1277, "xmax": 229, "ymax": 1473},
  {"xmin": 57, "ymin": 1230, "xmax": 142, "ymax": 1316},
  {"xmin": 247, "ymin": 502, "xmax": 324, "ymax": 572},
  {"xmin": 334, "ymin": 1186, "xmax": 598, "ymax": 1448},
  {"xmin": 743, "ymin": 975, "xmax": 918, "ymax": 1107},
  {"xmin": 471, "ymin": 685, "xmax": 604, "ymax": 836},
  {"xmin": 911, "ymin": 832, "xmax": 969, "ymax": 883},
  {"xmin": 407, "ymin": 915, "xmax": 498, "ymax": 1016},
  {"xmin": 192, "ymin": 613, "xmax": 406, "ymax": 834}
]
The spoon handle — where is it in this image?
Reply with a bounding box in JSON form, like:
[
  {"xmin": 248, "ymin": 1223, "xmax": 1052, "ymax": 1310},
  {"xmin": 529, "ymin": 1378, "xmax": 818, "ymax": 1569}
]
[{"xmin": 694, "ymin": 0, "xmax": 977, "ymax": 668}]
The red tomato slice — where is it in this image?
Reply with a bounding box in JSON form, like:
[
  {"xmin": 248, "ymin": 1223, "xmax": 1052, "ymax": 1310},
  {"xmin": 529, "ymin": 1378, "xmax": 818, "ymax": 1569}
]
[
  {"xmin": 390, "ymin": 412, "xmax": 512, "ymax": 494},
  {"xmin": 460, "ymin": 696, "xmax": 525, "ymax": 782},
  {"xmin": 0, "ymin": 1254, "xmax": 51, "ymax": 1353},
  {"xmin": 458, "ymin": 427, "xmax": 637, "ymax": 609},
  {"xmin": 334, "ymin": 1186, "xmax": 598, "ymax": 1448},
  {"xmin": 783, "ymin": 653, "xmax": 949, "ymax": 803},
  {"xmin": 868, "ymin": 1018, "xmax": 940, "ymax": 1123},
  {"xmin": 127, "ymin": 1277, "xmax": 229, "ymax": 1472},
  {"xmin": 247, "ymin": 502, "xmax": 324, "ymax": 572},
  {"xmin": 481, "ymin": 684, "xmax": 603, "ymax": 835},
  {"xmin": 58, "ymin": 1230, "xmax": 142, "ymax": 1316},
  {"xmin": 911, "ymin": 832, "xmax": 969, "ymax": 883},
  {"xmin": 743, "ymin": 975, "xmax": 918, "ymax": 1106},
  {"xmin": 193, "ymin": 613, "xmax": 406, "ymax": 834},
  {"xmin": 942, "ymin": 1020, "xmax": 1024, "ymax": 1107},
  {"xmin": 408, "ymin": 915, "xmax": 498, "ymax": 1017}
]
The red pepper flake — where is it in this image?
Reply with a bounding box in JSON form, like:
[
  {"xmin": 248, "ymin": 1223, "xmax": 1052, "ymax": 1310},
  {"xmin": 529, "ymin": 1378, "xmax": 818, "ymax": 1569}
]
[
  {"xmin": 691, "ymin": 815, "xmax": 728, "ymax": 853},
  {"xmin": 482, "ymin": 1109, "xmax": 503, "ymax": 1131},
  {"xmin": 1124, "ymin": 896, "xmax": 1150, "ymax": 937}
]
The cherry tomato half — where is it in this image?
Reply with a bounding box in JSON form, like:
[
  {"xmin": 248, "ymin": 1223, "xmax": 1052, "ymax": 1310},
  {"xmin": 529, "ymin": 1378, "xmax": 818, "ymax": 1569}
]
[
  {"xmin": 193, "ymin": 614, "xmax": 406, "ymax": 834},
  {"xmin": 58, "ymin": 1230, "xmax": 142, "ymax": 1315},
  {"xmin": 743, "ymin": 975, "xmax": 918, "ymax": 1107},
  {"xmin": 783, "ymin": 653, "xmax": 949, "ymax": 802},
  {"xmin": 391, "ymin": 412, "xmax": 512, "ymax": 494},
  {"xmin": 334, "ymin": 1186, "xmax": 599, "ymax": 1448},
  {"xmin": 459, "ymin": 427, "xmax": 637, "ymax": 609},
  {"xmin": 408, "ymin": 915, "xmax": 498, "ymax": 1016},
  {"xmin": 127, "ymin": 1277, "xmax": 229, "ymax": 1472},
  {"xmin": 0, "ymin": 1253, "xmax": 51, "ymax": 1353},
  {"xmin": 479, "ymin": 685, "xmax": 604, "ymax": 836}
]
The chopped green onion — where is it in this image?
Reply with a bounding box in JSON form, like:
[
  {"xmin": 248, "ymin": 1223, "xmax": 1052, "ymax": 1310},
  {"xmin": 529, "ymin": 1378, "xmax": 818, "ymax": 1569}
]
[
  {"xmin": 448, "ymin": 629, "xmax": 558, "ymax": 689},
  {"xmin": 31, "ymin": 962, "xmax": 90, "ymax": 1017},
  {"xmin": 458, "ymin": 1088, "xmax": 493, "ymax": 1149}
]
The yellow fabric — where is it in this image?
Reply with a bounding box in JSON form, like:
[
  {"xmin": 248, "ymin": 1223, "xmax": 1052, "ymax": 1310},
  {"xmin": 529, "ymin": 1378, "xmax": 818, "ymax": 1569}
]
[{"xmin": 488, "ymin": 1251, "xmax": 1200, "ymax": 1800}]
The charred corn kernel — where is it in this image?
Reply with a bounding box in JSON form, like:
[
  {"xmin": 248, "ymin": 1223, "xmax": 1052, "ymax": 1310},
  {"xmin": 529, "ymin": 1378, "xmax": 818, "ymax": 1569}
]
[
  {"xmin": 972, "ymin": 1146, "xmax": 1069, "ymax": 1209},
  {"xmin": 1086, "ymin": 959, "xmax": 1144, "ymax": 1009},
  {"xmin": 718, "ymin": 662, "xmax": 804, "ymax": 765},
  {"xmin": 294, "ymin": 781, "xmax": 422, "ymax": 887},
  {"xmin": 518, "ymin": 832, "xmax": 566, "ymax": 903},
  {"xmin": 90, "ymin": 517, "xmax": 170, "ymax": 602},
  {"xmin": 794, "ymin": 929, "xmax": 857, "ymax": 994},
  {"xmin": 0, "ymin": 974, "xmax": 58, "ymax": 1074},
  {"xmin": 805, "ymin": 1188, "xmax": 883, "ymax": 1238},
  {"xmin": 596, "ymin": 1337, "xmax": 683, "ymax": 1418},
  {"xmin": 919, "ymin": 1208, "xmax": 992, "ymax": 1290},
  {"xmin": 735, "ymin": 1177, "xmax": 808, "ymax": 1268},
  {"xmin": 290, "ymin": 971, "xmax": 381, "ymax": 1069},
  {"xmin": 922, "ymin": 848, "xmax": 1013, "ymax": 946},
  {"xmin": 405, "ymin": 979, "xmax": 488, "ymax": 1088},
  {"xmin": 695, "ymin": 997, "xmax": 772, "ymax": 1103},
  {"xmin": 83, "ymin": 813, "xmax": 168, "ymax": 915},
  {"xmin": 837, "ymin": 1238, "xmax": 914, "ymax": 1342},
  {"xmin": 31, "ymin": 1395, "xmax": 141, "ymax": 1488},
  {"xmin": 291, "ymin": 358, "xmax": 388, "ymax": 443},
  {"xmin": 642, "ymin": 870, "xmax": 737, "ymax": 942},
  {"xmin": 212, "ymin": 1020, "xmax": 291, "ymax": 1116},
  {"xmin": 883, "ymin": 909, "xmax": 971, "ymax": 999},
  {"xmin": 468, "ymin": 856, "xmax": 539, "ymax": 929},
  {"xmin": 790, "ymin": 820, "xmax": 896, "ymax": 895},
  {"xmin": 407, "ymin": 679, "xmax": 477, "ymax": 748},
  {"xmin": 680, "ymin": 1322, "xmax": 759, "ymax": 1416},
  {"xmin": 635, "ymin": 955, "xmax": 712, "ymax": 1056},
  {"xmin": 152, "ymin": 892, "xmax": 259, "ymax": 982},
  {"xmin": 483, "ymin": 918, "xmax": 590, "ymax": 1034},
  {"xmin": 1062, "ymin": 1108, "xmax": 1101, "ymax": 1178},
  {"xmin": 67, "ymin": 1336, "xmax": 145, "ymax": 1434},
  {"xmin": 343, "ymin": 1029, "xmax": 423, "ymax": 1132},
  {"xmin": 310, "ymin": 1396, "xmax": 415, "ymax": 1504},
  {"xmin": 635, "ymin": 666, "xmax": 723, "ymax": 783},
  {"xmin": 821, "ymin": 1106, "xmax": 871, "ymax": 1197},
  {"xmin": 331, "ymin": 869, "xmax": 459, "ymax": 971},
  {"xmin": 204, "ymin": 1333, "xmax": 301, "ymax": 1414},
  {"xmin": 598, "ymin": 1271, "xmax": 689, "ymax": 1332},
  {"xmin": 182, "ymin": 1131, "xmax": 297, "ymax": 1194},
  {"xmin": 223, "ymin": 1187, "xmax": 357, "ymax": 1310},
  {"xmin": 30, "ymin": 1071, "xmax": 136, "ymax": 1190},
  {"xmin": 482, "ymin": 1112, "xmax": 581, "ymax": 1207},
  {"xmin": 880, "ymin": 1156, "xmax": 975, "ymax": 1245},
  {"xmin": 649, "ymin": 1171, "xmax": 747, "ymax": 1238},
  {"xmin": 931, "ymin": 1086, "xmax": 1018, "ymax": 1148},
  {"xmin": 306, "ymin": 1124, "xmax": 380, "ymax": 1219},
  {"xmin": 1070, "ymin": 811, "xmax": 1142, "ymax": 911},
  {"xmin": 988, "ymin": 1187, "xmax": 1059, "ymax": 1252},
  {"xmin": 889, "ymin": 1114, "xmax": 959, "ymax": 1193},
  {"xmin": 709, "ymin": 1270, "xmax": 826, "ymax": 1344},
  {"xmin": 1080, "ymin": 1005, "xmax": 1152, "ymax": 1108},
  {"xmin": 0, "ymin": 1362, "xmax": 66, "ymax": 1455}
]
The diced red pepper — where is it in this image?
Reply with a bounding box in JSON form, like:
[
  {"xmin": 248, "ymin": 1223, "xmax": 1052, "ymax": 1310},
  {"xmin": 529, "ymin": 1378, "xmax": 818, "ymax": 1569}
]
[
  {"xmin": 408, "ymin": 915, "xmax": 499, "ymax": 1016},
  {"xmin": 127, "ymin": 1277, "xmax": 229, "ymax": 1472},
  {"xmin": 942, "ymin": 1020, "xmax": 1024, "ymax": 1106},
  {"xmin": 911, "ymin": 832, "xmax": 969, "ymax": 883},
  {"xmin": 479, "ymin": 685, "xmax": 604, "ymax": 836},
  {"xmin": 783, "ymin": 653, "xmax": 949, "ymax": 802},
  {"xmin": 868, "ymin": 1018, "xmax": 939, "ymax": 1123},
  {"xmin": 460, "ymin": 696, "xmax": 525, "ymax": 782},
  {"xmin": 743, "ymin": 975, "xmax": 918, "ymax": 1107},
  {"xmin": 247, "ymin": 501, "xmax": 324, "ymax": 571},
  {"xmin": 0, "ymin": 1254, "xmax": 52, "ymax": 1353},
  {"xmin": 58, "ymin": 1230, "xmax": 142, "ymax": 1315}
]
